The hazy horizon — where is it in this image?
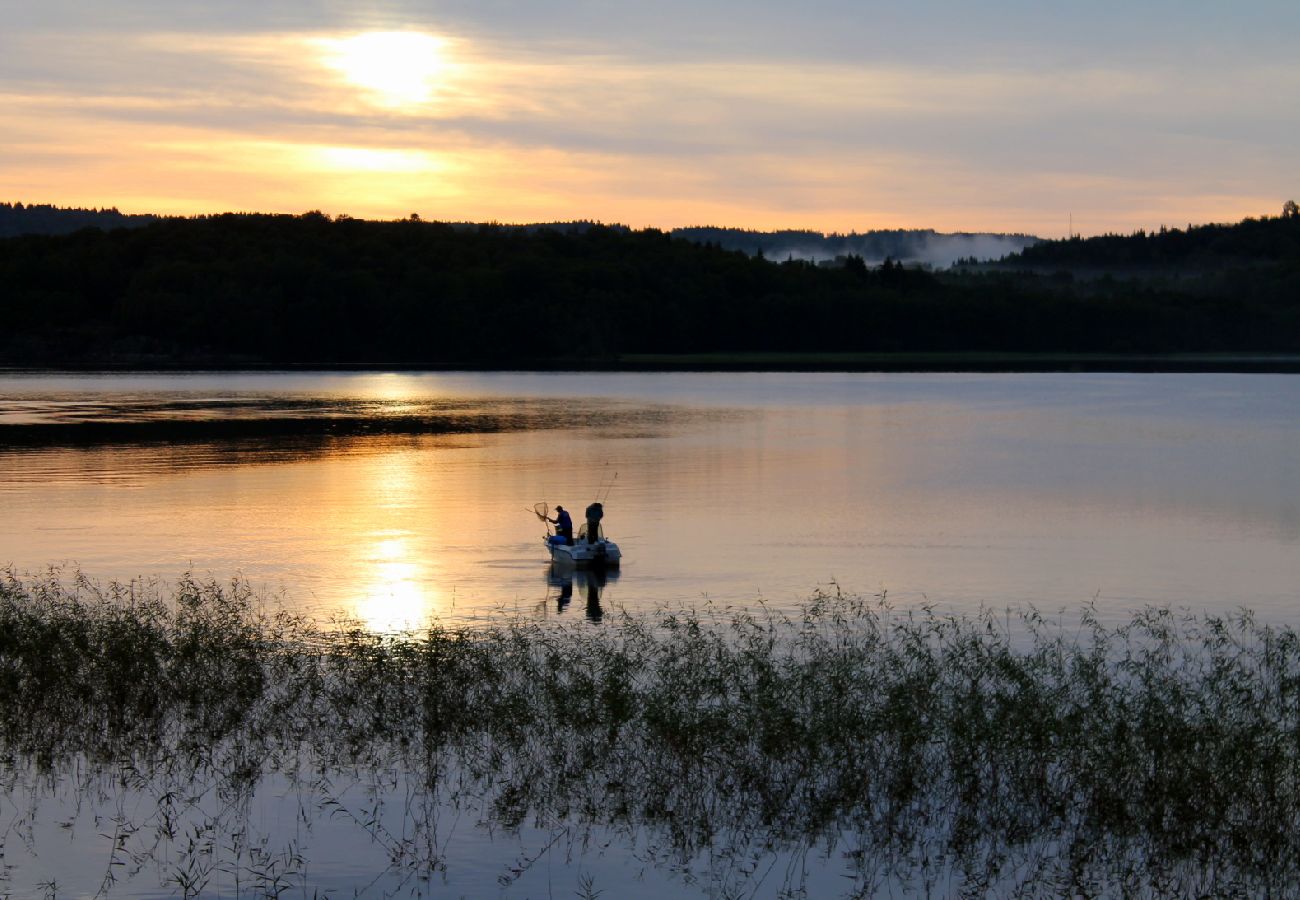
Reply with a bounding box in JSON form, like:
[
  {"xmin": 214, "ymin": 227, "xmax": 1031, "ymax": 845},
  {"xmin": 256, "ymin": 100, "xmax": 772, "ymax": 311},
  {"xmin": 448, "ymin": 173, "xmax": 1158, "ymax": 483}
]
[
  {"xmin": 2, "ymin": 198, "xmax": 1045, "ymax": 233},
  {"xmin": 8, "ymin": 196, "xmax": 1291, "ymax": 248}
]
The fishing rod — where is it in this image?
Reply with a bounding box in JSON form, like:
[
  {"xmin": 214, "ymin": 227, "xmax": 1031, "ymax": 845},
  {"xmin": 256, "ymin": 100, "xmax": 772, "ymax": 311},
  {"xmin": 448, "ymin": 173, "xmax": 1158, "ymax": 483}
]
[
  {"xmin": 593, "ymin": 471, "xmax": 611, "ymax": 503},
  {"xmin": 596, "ymin": 471, "xmax": 618, "ymax": 504}
]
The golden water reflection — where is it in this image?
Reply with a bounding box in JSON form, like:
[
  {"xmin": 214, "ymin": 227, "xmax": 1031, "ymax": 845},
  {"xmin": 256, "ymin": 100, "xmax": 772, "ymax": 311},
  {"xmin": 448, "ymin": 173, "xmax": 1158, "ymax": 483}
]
[
  {"xmin": 355, "ymin": 537, "xmax": 439, "ymax": 634},
  {"xmin": 348, "ymin": 446, "xmax": 445, "ymax": 632}
]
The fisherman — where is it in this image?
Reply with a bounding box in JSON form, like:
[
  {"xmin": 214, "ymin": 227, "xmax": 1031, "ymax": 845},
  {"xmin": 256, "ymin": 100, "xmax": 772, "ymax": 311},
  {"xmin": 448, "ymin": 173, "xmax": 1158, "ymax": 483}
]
[
  {"xmin": 584, "ymin": 501, "xmax": 604, "ymax": 544},
  {"xmin": 548, "ymin": 505, "xmax": 573, "ymax": 544}
]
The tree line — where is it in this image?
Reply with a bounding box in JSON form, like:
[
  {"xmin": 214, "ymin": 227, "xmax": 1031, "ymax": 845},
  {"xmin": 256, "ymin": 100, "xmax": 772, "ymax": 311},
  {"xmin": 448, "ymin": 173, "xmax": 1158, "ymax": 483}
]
[
  {"xmin": 1006, "ymin": 204, "xmax": 1300, "ymax": 269},
  {"xmin": 0, "ymin": 202, "xmax": 155, "ymax": 239},
  {"xmin": 0, "ymin": 210, "xmax": 1297, "ymax": 366}
]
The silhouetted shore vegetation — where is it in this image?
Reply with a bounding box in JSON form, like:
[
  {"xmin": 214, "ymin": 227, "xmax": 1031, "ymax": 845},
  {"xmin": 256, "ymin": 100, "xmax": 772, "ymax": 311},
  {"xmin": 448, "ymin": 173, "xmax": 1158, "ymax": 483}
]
[
  {"xmin": 1, "ymin": 207, "xmax": 1297, "ymax": 368},
  {"xmin": 3, "ymin": 570, "xmax": 1300, "ymax": 894}
]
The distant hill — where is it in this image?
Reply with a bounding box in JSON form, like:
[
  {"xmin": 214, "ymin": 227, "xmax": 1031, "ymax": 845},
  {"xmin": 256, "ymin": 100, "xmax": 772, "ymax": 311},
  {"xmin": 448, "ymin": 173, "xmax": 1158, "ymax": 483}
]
[
  {"xmin": 999, "ymin": 203, "xmax": 1300, "ymax": 271},
  {"xmin": 1, "ymin": 203, "xmax": 1036, "ymax": 268},
  {"xmin": 439, "ymin": 221, "xmax": 1039, "ymax": 269},
  {"xmin": 672, "ymin": 227, "xmax": 1040, "ymax": 268},
  {"xmin": 0, "ymin": 202, "xmax": 157, "ymax": 238}
]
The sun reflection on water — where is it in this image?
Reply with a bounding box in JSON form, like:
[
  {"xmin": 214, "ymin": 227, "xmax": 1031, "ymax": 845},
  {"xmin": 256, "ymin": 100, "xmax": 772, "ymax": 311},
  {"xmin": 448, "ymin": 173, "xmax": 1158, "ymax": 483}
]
[
  {"xmin": 357, "ymin": 557, "xmax": 434, "ymax": 634},
  {"xmin": 347, "ymin": 445, "xmax": 446, "ymax": 632},
  {"xmin": 354, "ymin": 533, "xmax": 442, "ymax": 633}
]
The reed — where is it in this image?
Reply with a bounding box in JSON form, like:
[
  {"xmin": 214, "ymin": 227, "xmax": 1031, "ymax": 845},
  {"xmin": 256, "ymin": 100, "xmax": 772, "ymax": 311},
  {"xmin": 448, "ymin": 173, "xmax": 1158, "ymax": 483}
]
[{"xmin": 2, "ymin": 569, "xmax": 1299, "ymax": 895}]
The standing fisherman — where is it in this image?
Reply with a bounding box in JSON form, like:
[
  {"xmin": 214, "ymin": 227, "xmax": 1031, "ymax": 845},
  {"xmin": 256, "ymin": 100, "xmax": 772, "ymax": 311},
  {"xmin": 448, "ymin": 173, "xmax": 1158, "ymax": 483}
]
[
  {"xmin": 548, "ymin": 505, "xmax": 573, "ymax": 544},
  {"xmin": 584, "ymin": 502, "xmax": 604, "ymax": 544}
]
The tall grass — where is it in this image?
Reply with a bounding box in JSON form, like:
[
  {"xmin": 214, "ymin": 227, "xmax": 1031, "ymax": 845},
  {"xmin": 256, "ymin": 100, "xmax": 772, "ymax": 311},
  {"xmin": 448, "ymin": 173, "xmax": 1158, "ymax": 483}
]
[{"xmin": 2, "ymin": 569, "xmax": 1299, "ymax": 895}]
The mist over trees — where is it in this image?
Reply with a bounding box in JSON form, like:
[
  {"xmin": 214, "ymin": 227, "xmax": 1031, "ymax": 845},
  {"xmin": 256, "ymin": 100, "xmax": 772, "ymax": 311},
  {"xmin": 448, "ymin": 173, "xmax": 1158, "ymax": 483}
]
[
  {"xmin": 0, "ymin": 208, "xmax": 1296, "ymax": 368},
  {"xmin": 672, "ymin": 226, "xmax": 1039, "ymax": 268}
]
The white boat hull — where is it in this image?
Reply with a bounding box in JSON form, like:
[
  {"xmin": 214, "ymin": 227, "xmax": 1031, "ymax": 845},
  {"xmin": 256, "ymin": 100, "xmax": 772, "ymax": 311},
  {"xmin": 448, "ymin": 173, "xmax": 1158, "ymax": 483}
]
[{"xmin": 546, "ymin": 538, "xmax": 621, "ymax": 567}]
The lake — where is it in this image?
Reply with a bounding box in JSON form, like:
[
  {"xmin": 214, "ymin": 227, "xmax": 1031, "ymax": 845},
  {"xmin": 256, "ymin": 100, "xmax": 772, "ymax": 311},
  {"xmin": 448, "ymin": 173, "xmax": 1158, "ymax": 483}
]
[
  {"xmin": 2, "ymin": 370, "xmax": 1298, "ymax": 629},
  {"xmin": 2, "ymin": 369, "xmax": 1300, "ymax": 897}
]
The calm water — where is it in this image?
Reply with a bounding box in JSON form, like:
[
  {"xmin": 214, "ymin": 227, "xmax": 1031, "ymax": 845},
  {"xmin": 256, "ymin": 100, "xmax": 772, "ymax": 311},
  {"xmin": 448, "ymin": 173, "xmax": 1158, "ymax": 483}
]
[{"xmin": 1, "ymin": 370, "xmax": 1297, "ymax": 627}]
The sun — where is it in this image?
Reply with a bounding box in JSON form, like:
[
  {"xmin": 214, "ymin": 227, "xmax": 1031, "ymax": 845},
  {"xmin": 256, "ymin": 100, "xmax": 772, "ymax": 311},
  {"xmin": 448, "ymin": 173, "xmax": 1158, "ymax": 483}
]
[{"xmin": 319, "ymin": 31, "xmax": 449, "ymax": 108}]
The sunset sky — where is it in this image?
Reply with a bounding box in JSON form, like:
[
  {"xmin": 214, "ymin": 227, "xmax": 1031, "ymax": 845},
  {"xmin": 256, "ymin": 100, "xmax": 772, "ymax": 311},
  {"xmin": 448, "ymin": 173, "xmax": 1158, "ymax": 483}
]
[{"xmin": 3, "ymin": 1, "xmax": 1297, "ymax": 236}]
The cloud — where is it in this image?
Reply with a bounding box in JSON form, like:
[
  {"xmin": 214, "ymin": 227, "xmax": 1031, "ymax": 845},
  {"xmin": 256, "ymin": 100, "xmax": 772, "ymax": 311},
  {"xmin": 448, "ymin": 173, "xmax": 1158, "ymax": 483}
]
[{"xmin": 11, "ymin": 0, "xmax": 1300, "ymax": 67}]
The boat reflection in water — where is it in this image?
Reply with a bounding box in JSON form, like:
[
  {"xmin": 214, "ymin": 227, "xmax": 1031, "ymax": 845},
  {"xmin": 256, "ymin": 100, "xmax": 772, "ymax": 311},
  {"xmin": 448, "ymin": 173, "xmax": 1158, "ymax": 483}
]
[{"xmin": 548, "ymin": 564, "xmax": 620, "ymax": 622}]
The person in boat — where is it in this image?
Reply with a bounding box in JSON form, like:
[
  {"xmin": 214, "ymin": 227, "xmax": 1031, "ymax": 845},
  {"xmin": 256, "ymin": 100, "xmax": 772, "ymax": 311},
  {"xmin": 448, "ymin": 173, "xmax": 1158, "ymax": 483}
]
[
  {"xmin": 584, "ymin": 502, "xmax": 603, "ymax": 544},
  {"xmin": 548, "ymin": 505, "xmax": 573, "ymax": 545}
]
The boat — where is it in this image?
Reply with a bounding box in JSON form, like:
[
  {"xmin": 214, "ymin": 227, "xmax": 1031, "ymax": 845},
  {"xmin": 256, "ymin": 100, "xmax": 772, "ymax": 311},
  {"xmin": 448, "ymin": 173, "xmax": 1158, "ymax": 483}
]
[{"xmin": 545, "ymin": 529, "xmax": 622, "ymax": 568}]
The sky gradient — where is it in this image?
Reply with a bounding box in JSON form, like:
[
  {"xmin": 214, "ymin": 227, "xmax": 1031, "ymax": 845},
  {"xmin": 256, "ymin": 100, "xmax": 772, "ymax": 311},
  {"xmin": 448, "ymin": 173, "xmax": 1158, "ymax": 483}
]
[{"xmin": 3, "ymin": 1, "xmax": 1297, "ymax": 236}]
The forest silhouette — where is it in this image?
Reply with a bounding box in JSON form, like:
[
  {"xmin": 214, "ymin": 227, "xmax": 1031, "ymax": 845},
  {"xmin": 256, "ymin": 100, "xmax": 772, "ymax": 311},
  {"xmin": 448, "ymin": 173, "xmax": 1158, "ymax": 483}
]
[{"xmin": 1, "ymin": 205, "xmax": 1297, "ymax": 368}]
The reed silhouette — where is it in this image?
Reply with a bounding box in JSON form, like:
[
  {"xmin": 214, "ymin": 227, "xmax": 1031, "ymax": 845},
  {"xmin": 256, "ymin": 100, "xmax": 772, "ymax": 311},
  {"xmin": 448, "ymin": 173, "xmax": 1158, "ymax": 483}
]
[{"xmin": 2, "ymin": 569, "xmax": 1299, "ymax": 895}]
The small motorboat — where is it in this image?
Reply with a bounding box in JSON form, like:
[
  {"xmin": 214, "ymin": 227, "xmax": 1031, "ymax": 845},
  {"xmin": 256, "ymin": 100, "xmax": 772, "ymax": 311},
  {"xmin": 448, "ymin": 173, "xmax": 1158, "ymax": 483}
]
[{"xmin": 546, "ymin": 529, "xmax": 622, "ymax": 568}]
